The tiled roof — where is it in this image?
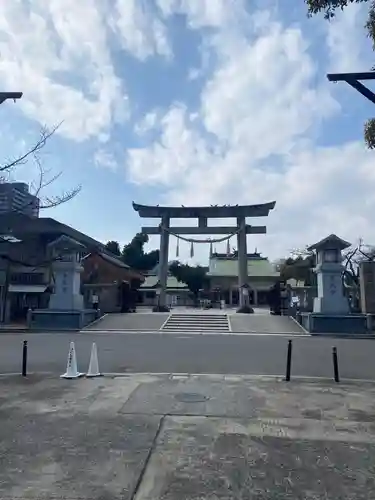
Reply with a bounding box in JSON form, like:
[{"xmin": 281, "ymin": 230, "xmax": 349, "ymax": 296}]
[
  {"xmin": 99, "ymin": 251, "xmax": 130, "ymax": 269},
  {"xmin": 307, "ymin": 234, "xmax": 351, "ymax": 251},
  {"xmin": 141, "ymin": 275, "xmax": 188, "ymax": 289},
  {"xmin": 207, "ymin": 257, "xmax": 280, "ymax": 277},
  {"xmin": 0, "ymin": 213, "xmax": 106, "ymax": 251}
]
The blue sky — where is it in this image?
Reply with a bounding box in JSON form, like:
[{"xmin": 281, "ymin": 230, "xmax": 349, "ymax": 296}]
[{"xmin": 0, "ymin": 0, "xmax": 375, "ymax": 263}]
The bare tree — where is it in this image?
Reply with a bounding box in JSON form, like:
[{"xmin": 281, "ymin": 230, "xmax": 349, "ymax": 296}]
[
  {"xmin": 0, "ymin": 123, "xmax": 82, "ymax": 262},
  {"xmin": 342, "ymin": 239, "xmax": 375, "ymax": 311},
  {"xmin": 0, "ymin": 123, "xmax": 81, "ymax": 212}
]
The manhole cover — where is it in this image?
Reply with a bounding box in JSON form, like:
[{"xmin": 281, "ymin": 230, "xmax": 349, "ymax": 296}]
[{"xmin": 174, "ymin": 392, "xmax": 209, "ymax": 403}]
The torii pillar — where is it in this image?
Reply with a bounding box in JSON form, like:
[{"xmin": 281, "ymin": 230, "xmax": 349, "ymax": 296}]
[
  {"xmin": 237, "ymin": 216, "xmax": 248, "ymax": 309},
  {"xmin": 158, "ymin": 215, "xmax": 170, "ymax": 309}
]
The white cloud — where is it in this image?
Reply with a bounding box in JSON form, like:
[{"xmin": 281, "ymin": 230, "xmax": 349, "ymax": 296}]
[
  {"xmin": 188, "ymin": 68, "xmax": 202, "ymax": 80},
  {"xmin": 111, "ymin": 0, "xmax": 172, "ymax": 60},
  {"xmin": 202, "ymin": 25, "xmax": 336, "ymax": 149},
  {"xmin": 157, "ymin": 0, "xmax": 247, "ymax": 29},
  {"xmin": 135, "ymin": 110, "xmax": 161, "ymax": 135},
  {"xmin": 0, "ymin": 0, "xmax": 128, "ymax": 141},
  {"xmin": 126, "ymin": 3, "xmax": 375, "ymax": 262},
  {"xmin": 326, "ymin": 2, "xmax": 373, "ymax": 72},
  {"xmin": 128, "ymin": 104, "xmax": 211, "ymax": 185},
  {"xmin": 94, "ymin": 149, "xmax": 118, "ymax": 170}
]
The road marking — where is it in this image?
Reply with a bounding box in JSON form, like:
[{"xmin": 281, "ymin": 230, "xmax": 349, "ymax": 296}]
[
  {"xmin": 160, "ymin": 313, "xmax": 172, "ymax": 330},
  {"xmin": 81, "ymin": 329, "xmax": 309, "ymax": 337},
  {"xmin": 109, "ymin": 373, "xmax": 375, "ymax": 384},
  {"xmin": 289, "ymin": 315, "xmax": 309, "ymax": 334},
  {"xmin": 0, "ymin": 371, "xmax": 374, "ymax": 384},
  {"xmin": 81, "ymin": 313, "xmax": 109, "ymax": 330},
  {"xmin": 0, "ymin": 371, "xmax": 54, "ymax": 377}
]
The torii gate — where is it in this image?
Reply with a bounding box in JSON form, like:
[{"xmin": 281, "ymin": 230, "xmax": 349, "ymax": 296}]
[{"xmin": 132, "ymin": 201, "xmax": 276, "ymax": 311}]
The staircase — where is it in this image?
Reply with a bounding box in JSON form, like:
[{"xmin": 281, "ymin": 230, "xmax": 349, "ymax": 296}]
[{"xmin": 161, "ymin": 313, "xmax": 230, "ymax": 333}]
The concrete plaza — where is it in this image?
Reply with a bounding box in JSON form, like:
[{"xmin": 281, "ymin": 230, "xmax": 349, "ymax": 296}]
[
  {"xmin": 1, "ymin": 373, "xmax": 374, "ymax": 499},
  {"xmin": 84, "ymin": 308, "xmax": 306, "ymax": 334}
]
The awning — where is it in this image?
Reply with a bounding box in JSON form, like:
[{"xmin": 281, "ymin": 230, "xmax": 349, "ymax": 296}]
[{"xmin": 8, "ymin": 285, "xmax": 47, "ymax": 293}]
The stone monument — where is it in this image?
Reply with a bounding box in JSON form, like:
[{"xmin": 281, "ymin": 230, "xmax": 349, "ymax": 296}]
[
  {"xmin": 48, "ymin": 235, "xmax": 85, "ymax": 310},
  {"xmin": 300, "ymin": 234, "xmax": 369, "ymax": 334},
  {"xmin": 311, "ymin": 234, "xmax": 350, "ymax": 315},
  {"xmin": 27, "ymin": 235, "xmax": 97, "ymax": 330}
]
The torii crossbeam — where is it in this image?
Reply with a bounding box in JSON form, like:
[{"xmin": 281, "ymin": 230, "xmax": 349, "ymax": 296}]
[
  {"xmin": 0, "ymin": 92, "xmax": 23, "ymax": 105},
  {"xmin": 327, "ymin": 72, "xmax": 375, "ymax": 104}
]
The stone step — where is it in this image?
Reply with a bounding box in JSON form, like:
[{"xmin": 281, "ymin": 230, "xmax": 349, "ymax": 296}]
[
  {"xmin": 163, "ymin": 323, "xmax": 229, "ymax": 329},
  {"xmin": 165, "ymin": 318, "xmax": 228, "ymax": 324},
  {"xmin": 168, "ymin": 317, "xmax": 227, "ymax": 324},
  {"xmin": 166, "ymin": 313, "xmax": 228, "ymax": 318},
  {"xmin": 166, "ymin": 314, "xmax": 228, "ymax": 318},
  {"xmin": 162, "ymin": 313, "xmax": 230, "ymax": 332}
]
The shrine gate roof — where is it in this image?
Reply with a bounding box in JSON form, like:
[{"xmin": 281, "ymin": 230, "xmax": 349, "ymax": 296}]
[{"xmin": 132, "ymin": 201, "xmax": 276, "ymax": 218}]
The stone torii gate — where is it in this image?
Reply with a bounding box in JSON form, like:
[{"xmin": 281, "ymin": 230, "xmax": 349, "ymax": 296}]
[{"xmin": 132, "ymin": 202, "xmax": 276, "ymax": 312}]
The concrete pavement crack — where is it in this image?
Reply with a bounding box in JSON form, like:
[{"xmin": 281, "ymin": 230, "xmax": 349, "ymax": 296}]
[{"xmin": 129, "ymin": 414, "xmax": 166, "ymax": 500}]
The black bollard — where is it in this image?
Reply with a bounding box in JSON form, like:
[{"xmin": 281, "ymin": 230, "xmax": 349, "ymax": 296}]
[
  {"xmin": 22, "ymin": 340, "xmax": 28, "ymax": 377},
  {"xmin": 285, "ymin": 339, "xmax": 293, "ymax": 382},
  {"xmin": 332, "ymin": 346, "xmax": 340, "ymax": 383}
]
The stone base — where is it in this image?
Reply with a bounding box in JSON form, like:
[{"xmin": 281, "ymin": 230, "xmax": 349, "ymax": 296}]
[
  {"xmin": 313, "ymin": 296, "xmax": 349, "ymax": 315},
  {"xmin": 49, "ymin": 293, "xmax": 84, "ymax": 311},
  {"xmin": 236, "ymin": 305, "xmax": 254, "ymax": 314},
  {"xmin": 152, "ymin": 305, "xmax": 170, "ymax": 312},
  {"xmin": 27, "ymin": 309, "xmax": 99, "ymax": 330},
  {"xmin": 300, "ymin": 312, "xmax": 371, "ymax": 334}
]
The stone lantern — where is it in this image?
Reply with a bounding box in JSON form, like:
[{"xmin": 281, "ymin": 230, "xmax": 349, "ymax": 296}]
[
  {"xmin": 300, "ymin": 234, "xmax": 369, "ymax": 334},
  {"xmin": 307, "ymin": 234, "xmax": 350, "ymax": 315},
  {"xmin": 47, "ymin": 235, "xmax": 86, "ymax": 311},
  {"xmin": 27, "ymin": 235, "xmax": 98, "ymax": 330}
]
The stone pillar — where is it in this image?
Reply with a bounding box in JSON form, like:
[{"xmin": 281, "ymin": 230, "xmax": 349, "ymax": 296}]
[
  {"xmin": 359, "ymin": 261, "xmax": 375, "ymax": 314},
  {"xmin": 237, "ymin": 216, "xmax": 248, "ymax": 308},
  {"xmin": 158, "ymin": 215, "xmax": 170, "ymax": 309},
  {"xmin": 49, "ymin": 254, "xmax": 84, "ymax": 311},
  {"xmin": 313, "ymin": 258, "xmax": 349, "ymax": 315}
]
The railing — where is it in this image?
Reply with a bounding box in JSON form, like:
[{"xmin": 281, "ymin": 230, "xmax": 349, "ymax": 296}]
[{"xmin": 10, "ymin": 273, "xmax": 46, "ymax": 285}]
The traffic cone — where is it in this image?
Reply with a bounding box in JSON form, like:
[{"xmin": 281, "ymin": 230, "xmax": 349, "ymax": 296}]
[
  {"xmin": 86, "ymin": 342, "xmax": 101, "ymax": 377},
  {"xmin": 60, "ymin": 342, "xmax": 83, "ymax": 379}
]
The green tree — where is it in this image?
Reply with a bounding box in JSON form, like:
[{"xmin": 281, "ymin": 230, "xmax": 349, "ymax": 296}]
[
  {"xmin": 122, "ymin": 232, "xmax": 159, "ymax": 271},
  {"xmin": 169, "ymin": 261, "xmax": 208, "ymax": 304},
  {"xmin": 305, "ymin": 0, "xmax": 375, "ymax": 148},
  {"xmin": 279, "ymin": 249, "xmax": 316, "ymax": 286},
  {"xmin": 104, "ymin": 240, "xmax": 121, "ymax": 256}
]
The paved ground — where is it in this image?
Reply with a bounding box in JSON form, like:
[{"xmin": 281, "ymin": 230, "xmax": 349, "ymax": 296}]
[
  {"xmin": 85, "ymin": 312, "xmax": 169, "ymax": 331},
  {"xmin": 0, "ymin": 331, "xmax": 375, "ymax": 379},
  {"xmin": 86, "ymin": 311, "xmax": 306, "ymax": 334},
  {"xmin": 1, "ymin": 373, "xmax": 375, "ymax": 499},
  {"xmin": 229, "ymin": 313, "xmax": 304, "ymax": 333}
]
